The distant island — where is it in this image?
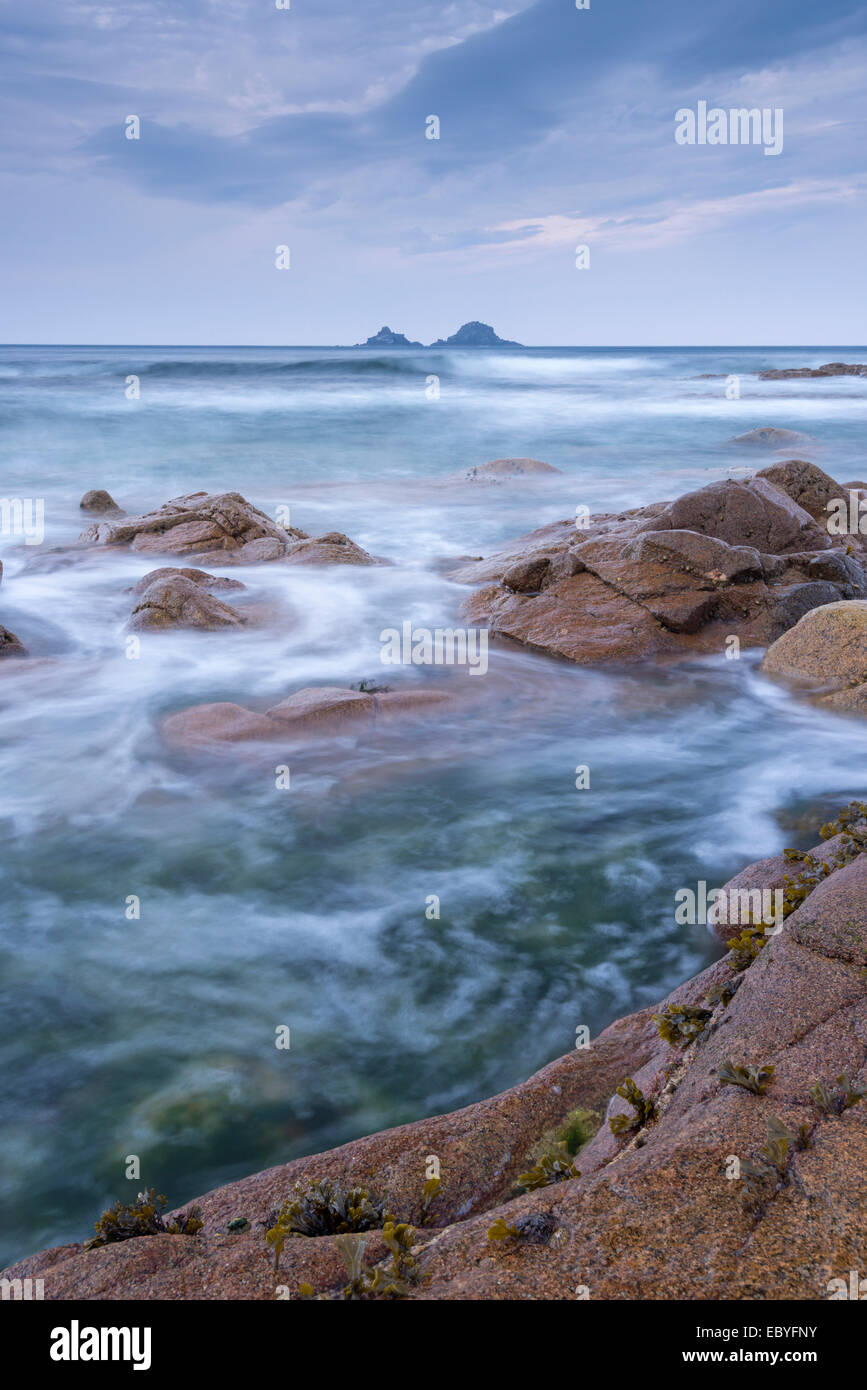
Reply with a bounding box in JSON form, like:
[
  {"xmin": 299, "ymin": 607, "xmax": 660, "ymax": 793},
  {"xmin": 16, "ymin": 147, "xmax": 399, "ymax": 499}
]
[
  {"xmin": 430, "ymin": 321, "xmax": 522, "ymax": 347},
  {"xmin": 357, "ymin": 321, "xmax": 522, "ymax": 348},
  {"xmin": 360, "ymin": 326, "xmax": 424, "ymax": 348}
]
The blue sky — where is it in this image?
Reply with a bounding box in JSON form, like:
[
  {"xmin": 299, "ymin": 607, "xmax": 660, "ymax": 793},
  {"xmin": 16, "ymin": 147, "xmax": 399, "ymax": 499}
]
[{"xmin": 0, "ymin": 0, "xmax": 865, "ymax": 344}]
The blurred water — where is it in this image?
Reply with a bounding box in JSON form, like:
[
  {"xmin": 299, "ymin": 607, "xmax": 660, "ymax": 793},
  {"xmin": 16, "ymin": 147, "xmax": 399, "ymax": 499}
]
[{"xmin": 1, "ymin": 343, "xmax": 866, "ymax": 1265}]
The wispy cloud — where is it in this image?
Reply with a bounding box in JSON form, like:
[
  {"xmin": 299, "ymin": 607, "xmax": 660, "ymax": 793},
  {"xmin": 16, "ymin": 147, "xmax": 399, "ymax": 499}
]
[{"xmin": 450, "ymin": 177, "xmax": 867, "ymax": 264}]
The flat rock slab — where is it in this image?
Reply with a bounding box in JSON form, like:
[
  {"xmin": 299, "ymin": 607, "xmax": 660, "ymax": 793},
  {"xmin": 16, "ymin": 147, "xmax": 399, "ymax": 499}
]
[
  {"xmin": 759, "ymin": 362, "xmax": 867, "ymax": 379},
  {"xmin": 161, "ymin": 686, "xmax": 455, "ymax": 747}
]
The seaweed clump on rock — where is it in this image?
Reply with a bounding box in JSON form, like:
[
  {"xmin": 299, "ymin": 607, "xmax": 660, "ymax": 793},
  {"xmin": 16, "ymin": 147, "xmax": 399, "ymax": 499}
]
[
  {"xmin": 84, "ymin": 1188, "xmax": 203, "ymax": 1250},
  {"xmin": 266, "ymin": 1179, "xmax": 387, "ymax": 1270}
]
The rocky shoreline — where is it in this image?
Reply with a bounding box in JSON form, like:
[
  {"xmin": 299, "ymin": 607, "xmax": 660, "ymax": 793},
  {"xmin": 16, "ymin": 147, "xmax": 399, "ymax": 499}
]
[
  {"xmin": 3, "ymin": 805, "xmax": 865, "ymax": 1300},
  {"xmin": 3, "ymin": 453, "xmax": 867, "ymax": 1299}
]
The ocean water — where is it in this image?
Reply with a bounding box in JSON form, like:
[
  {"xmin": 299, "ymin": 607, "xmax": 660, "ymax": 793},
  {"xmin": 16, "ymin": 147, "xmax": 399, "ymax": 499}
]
[{"xmin": 1, "ymin": 343, "xmax": 866, "ymax": 1265}]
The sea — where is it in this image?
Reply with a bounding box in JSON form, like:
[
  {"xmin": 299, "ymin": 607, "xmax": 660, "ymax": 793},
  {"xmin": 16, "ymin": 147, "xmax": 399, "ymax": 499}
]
[{"xmin": 1, "ymin": 343, "xmax": 866, "ymax": 1264}]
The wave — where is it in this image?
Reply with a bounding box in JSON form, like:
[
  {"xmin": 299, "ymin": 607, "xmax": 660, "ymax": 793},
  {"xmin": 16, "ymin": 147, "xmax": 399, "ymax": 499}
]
[{"xmin": 134, "ymin": 355, "xmax": 438, "ymax": 380}]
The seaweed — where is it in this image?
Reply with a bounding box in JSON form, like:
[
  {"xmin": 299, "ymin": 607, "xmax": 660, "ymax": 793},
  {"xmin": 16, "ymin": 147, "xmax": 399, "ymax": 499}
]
[
  {"xmin": 266, "ymin": 1179, "xmax": 387, "ymax": 1271},
  {"xmin": 381, "ymin": 1219, "xmax": 420, "ymax": 1287},
  {"xmin": 767, "ymin": 1112, "xmax": 810, "ymax": 1152},
  {"xmin": 350, "ymin": 679, "xmax": 392, "ymax": 694},
  {"xmin": 516, "ymin": 1152, "xmax": 580, "ymax": 1192},
  {"xmin": 705, "ymin": 977, "xmax": 741, "ymax": 1008},
  {"xmin": 737, "ymin": 1115, "xmax": 809, "ymax": 1216},
  {"xmin": 556, "ymin": 1108, "xmax": 600, "ymax": 1155},
  {"xmin": 488, "ymin": 1211, "xmax": 557, "ymax": 1246},
  {"xmin": 777, "ymin": 803, "xmax": 867, "ymax": 918},
  {"xmin": 298, "ymin": 1224, "xmax": 421, "ymax": 1300},
  {"xmin": 84, "ymin": 1188, "xmax": 203, "ymax": 1250},
  {"xmin": 809, "ymin": 1073, "xmax": 867, "ymax": 1116},
  {"xmin": 653, "ymin": 1003, "xmax": 712, "ymax": 1048},
  {"xmin": 609, "ymin": 1077, "xmax": 657, "ymax": 1137},
  {"xmin": 738, "ymin": 1157, "xmax": 775, "ymax": 1216},
  {"xmin": 717, "ymin": 1059, "xmax": 774, "ymax": 1095},
  {"xmin": 726, "ymin": 926, "xmax": 769, "ymax": 972},
  {"xmin": 518, "ymin": 1107, "xmax": 600, "ymax": 1185},
  {"xmin": 818, "ymin": 800, "xmax": 867, "ymax": 842},
  {"xmin": 487, "ymin": 1217, "xmax": 519, "ymax": 1242},
  {"xmin": 420, "ymin": 1176, "xmax": 442, "ymax": 1225}
]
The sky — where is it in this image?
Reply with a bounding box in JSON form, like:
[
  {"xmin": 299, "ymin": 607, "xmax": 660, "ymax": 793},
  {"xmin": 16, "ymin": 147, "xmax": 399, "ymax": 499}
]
[{"xmin": 0, "ymin": 0, "xmax": 865, "ymax": 345}]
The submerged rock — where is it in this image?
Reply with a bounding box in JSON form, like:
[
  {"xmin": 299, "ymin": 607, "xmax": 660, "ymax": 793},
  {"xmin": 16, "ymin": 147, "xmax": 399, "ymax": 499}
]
[
  {"xmin": 265, "ymin": 687, "xmax": 377, "ymax": 734},
  {"xmin": 731, "ymin": 428, "xmax": 808, "ymax": 448},
  {"xmin": 759, "ymin": 362, "xmax": 867, "ymax": 379},
  {"xmin": 161, "ymin": 685, "xmax": 453, "ymax": 747},
  {"xmin": 161, "ymin": 702, "xmax": 283, "ymax": 744},
  {"xmin": 456, "ymin": 458, "xmax": 563, "ymax": 483}
]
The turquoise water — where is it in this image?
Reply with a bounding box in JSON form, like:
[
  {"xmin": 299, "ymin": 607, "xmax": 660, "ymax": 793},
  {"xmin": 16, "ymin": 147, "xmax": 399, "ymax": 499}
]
[{"xmin": 1, "ymin": 344, "xmax": 866, "ymax": 1265}]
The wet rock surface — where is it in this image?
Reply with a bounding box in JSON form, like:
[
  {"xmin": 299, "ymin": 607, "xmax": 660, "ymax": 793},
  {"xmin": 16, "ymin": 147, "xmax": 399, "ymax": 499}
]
[
  {"xmin": 79, "ymin": 489, "xmax": 125, "ymax": 516},
  {"xmin": 0, "ymin": 623, "xmax": 27, "ymax": 658},
  {"xmin": 761, "ymin": 600, "xmax": 867, "ymax": 712},
  {"xmin": 459, "ymin": 463, "xmax": 865, "ymax": 665},
  {"xmin": 758, "ymin": 362, "xmax": 867, "ymax": 380},
  {"xmin": 74, "ymin": 491, "xmax": 376, "ymax": 566},
  {"xmin": 161, "ymin": 685, "xmax": 455, "ymax": 747},
  {"xmin": 129, "ymin": 573, "xmax": 247, "ymax": 631}
]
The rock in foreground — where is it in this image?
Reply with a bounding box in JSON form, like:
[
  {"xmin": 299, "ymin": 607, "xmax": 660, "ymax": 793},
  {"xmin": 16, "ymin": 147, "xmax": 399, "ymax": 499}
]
[
  {"xmin": 761, "ymin": 600, "xmax": 867, "ymax": 711},
  {"xmin": 459, "ymin": 462, "xmax": 866, "ymax": 665}
]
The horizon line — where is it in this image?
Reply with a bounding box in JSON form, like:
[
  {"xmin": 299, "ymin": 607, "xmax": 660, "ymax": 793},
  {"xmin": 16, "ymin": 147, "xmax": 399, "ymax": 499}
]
[{"xmin": 2, "ymin": 342, "xmax": 866, "ymax": 351}]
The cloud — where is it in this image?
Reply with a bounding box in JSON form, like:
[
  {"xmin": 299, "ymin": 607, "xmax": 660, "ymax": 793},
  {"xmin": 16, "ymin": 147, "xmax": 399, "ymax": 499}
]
[
  {"xmin": 1, "ymin": 0, "xmax": 865, "ymax": 341},
  {"xmin": 462, "ymin": 176, "xmax": 867, "ymax": 262}
]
